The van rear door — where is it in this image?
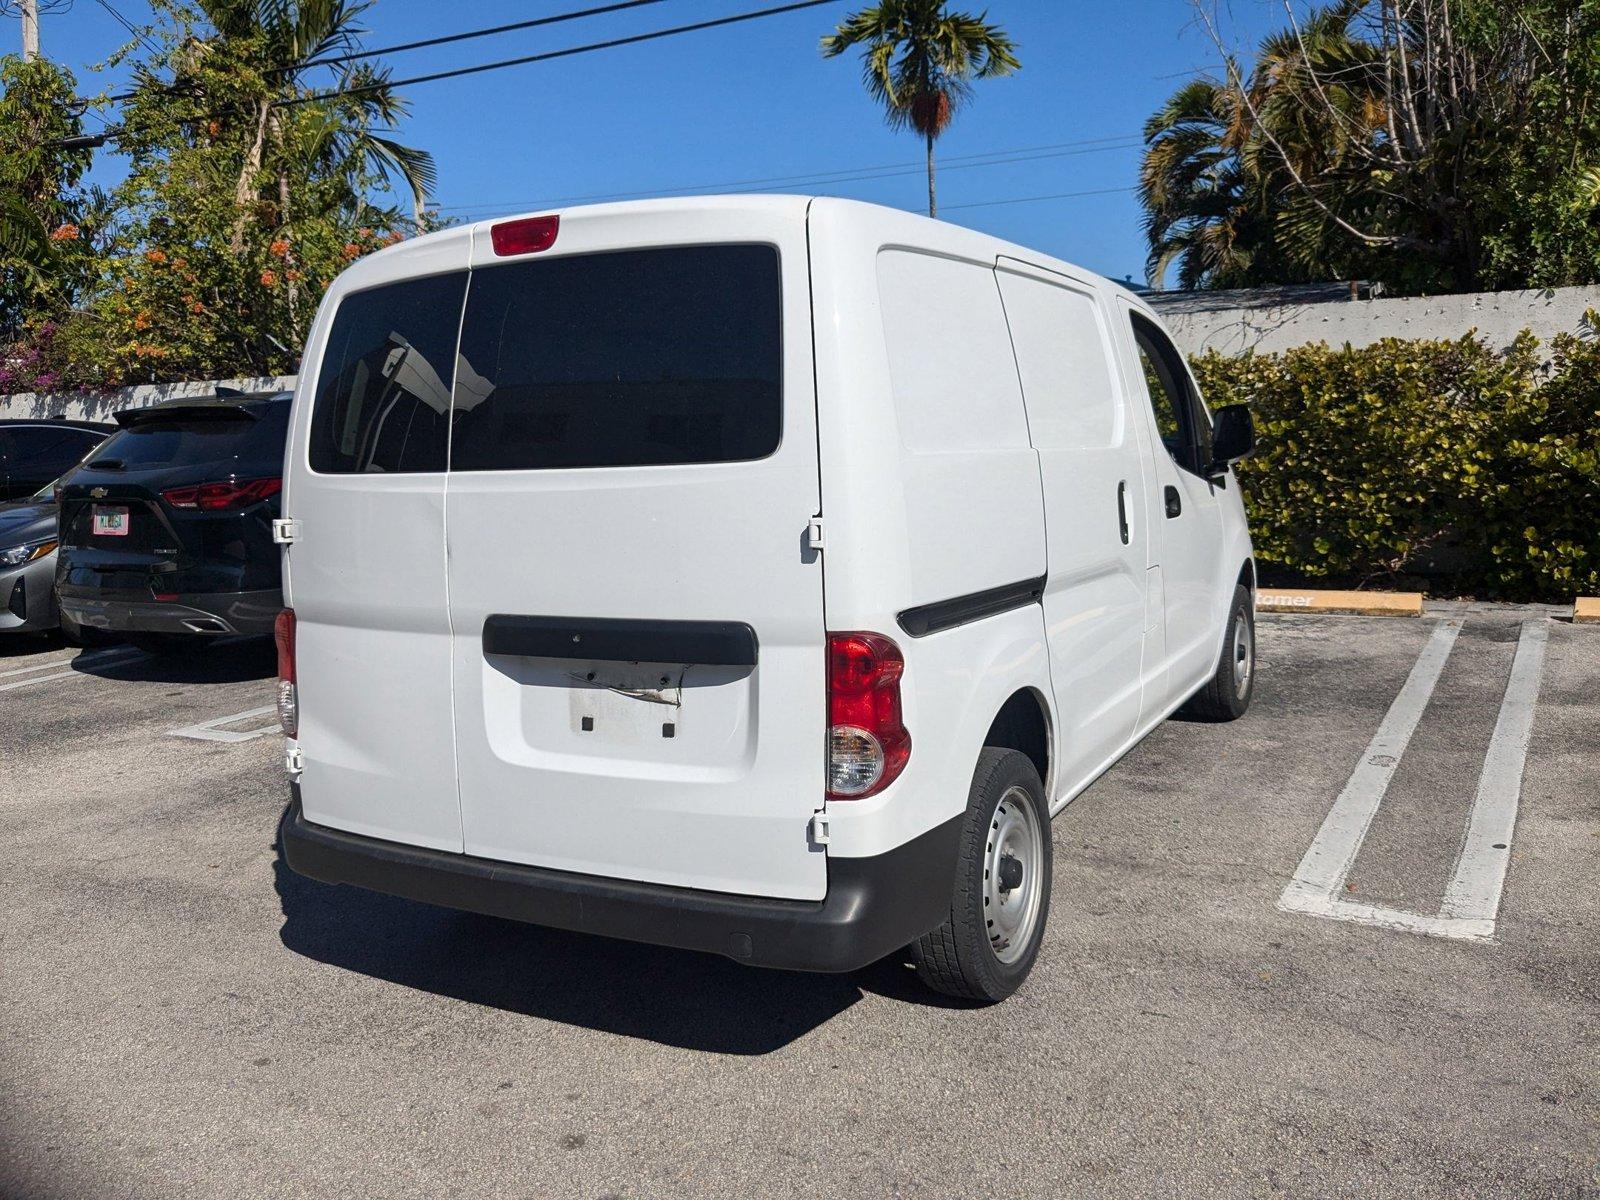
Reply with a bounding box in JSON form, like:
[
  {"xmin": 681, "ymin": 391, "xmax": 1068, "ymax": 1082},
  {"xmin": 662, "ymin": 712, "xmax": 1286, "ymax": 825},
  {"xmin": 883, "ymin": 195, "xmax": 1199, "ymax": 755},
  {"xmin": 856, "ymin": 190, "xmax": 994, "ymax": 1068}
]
[
  {"xmin": 286, "ymin": 254, "xmax": 468, "ymax": 852},
  {"xmin": 444, "ymin": 209, "xmax": 827, "ymax": 900}
]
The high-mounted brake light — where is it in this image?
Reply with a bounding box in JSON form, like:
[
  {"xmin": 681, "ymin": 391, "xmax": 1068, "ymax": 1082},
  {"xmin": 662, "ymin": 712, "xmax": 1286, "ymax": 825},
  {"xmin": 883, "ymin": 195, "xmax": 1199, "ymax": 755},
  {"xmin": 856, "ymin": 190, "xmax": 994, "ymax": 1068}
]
[
  {"xmin": 275, "ymin": 608, "xmax": 297, "ymax": 738},
  {"xmin": 826, "ymin": 632, "xmax": 911, "ymax": 800},
  {"xmin": 163, "ymin": 477, "xmax": 282, "ymax": 511},
  {"xmin": 490, "ymin": 215, "xmax": 560, "ymax": 257}
]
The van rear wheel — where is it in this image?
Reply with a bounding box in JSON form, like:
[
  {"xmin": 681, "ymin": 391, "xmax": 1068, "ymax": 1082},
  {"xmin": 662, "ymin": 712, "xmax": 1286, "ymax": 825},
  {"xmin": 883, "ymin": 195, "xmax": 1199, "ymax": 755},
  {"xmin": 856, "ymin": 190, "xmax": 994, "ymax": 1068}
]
[{"xmin": 911, "ymin": 748, "xmax": 1052, "ymax": 1003}]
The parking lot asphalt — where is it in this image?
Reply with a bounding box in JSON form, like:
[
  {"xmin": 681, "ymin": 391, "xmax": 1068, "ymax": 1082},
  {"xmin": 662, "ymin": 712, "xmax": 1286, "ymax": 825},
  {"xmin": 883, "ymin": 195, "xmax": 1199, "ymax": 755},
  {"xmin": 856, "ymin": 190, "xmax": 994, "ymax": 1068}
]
[{"xmin": 2, "ymin": 610, "xmax": 1597, "ymax": 1199}]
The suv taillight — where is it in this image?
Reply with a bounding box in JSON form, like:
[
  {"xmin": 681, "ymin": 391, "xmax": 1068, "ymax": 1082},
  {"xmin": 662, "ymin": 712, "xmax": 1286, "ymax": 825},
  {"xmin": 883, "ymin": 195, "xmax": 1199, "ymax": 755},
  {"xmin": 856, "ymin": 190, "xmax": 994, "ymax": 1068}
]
[
  {"xmin": 275, "ymin": 608, "xmax": 297, "ymax": 737},
  {"xmin": 163, "ymin": 477, "xmax": 282, "ymax": 511},
  {"xmin": 827, "ymin": 632, "xmax": 910, "ymax": 799}
]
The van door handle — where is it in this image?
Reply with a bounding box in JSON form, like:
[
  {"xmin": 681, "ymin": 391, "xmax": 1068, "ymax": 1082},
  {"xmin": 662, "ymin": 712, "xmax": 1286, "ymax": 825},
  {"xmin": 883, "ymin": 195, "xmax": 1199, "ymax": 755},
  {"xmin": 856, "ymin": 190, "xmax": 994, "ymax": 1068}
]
[
  {"xmin": 1164, "ymin": 485, "xmax": 1182, "ymax": 519},
  {"xmin": 1116, "ymin": 481, "xmax": 1130, "ymax": 545}
]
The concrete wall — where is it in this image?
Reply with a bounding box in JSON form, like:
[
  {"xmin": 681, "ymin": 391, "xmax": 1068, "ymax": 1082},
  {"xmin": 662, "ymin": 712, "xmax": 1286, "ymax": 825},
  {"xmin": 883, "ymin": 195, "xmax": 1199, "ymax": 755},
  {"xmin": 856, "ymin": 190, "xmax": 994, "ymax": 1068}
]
[
  {"xmin": 0, "ymin": 376, "xmax": 296, "ymax": 423},
  {"xmin": 1148, "ymin": 283, "xmax": 1600, "ymax": 358}
]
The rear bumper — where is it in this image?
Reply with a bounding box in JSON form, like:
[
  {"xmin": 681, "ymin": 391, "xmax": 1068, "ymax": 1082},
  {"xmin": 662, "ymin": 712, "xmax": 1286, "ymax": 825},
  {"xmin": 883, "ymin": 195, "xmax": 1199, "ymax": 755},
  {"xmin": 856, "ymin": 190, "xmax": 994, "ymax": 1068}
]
[
  {"xmin": 57, "ymin": 586, "xmax": 281, "ymax": 636},
  {"xmin": 279, "ymin": 790, "xmax": 962, "ymax": 973}
]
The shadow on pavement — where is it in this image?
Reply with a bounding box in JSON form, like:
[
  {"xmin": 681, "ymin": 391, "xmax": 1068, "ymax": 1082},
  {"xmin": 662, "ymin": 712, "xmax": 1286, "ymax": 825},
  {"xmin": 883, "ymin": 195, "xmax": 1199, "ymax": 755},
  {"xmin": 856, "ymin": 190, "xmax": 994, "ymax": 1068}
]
[
  {"xmin": 272, "ymin": 831, "xmax": 967, "ymax": 1054},
  {"xmin": 73, "ymin": 636, "xmax": 275, "ymax": 685}
]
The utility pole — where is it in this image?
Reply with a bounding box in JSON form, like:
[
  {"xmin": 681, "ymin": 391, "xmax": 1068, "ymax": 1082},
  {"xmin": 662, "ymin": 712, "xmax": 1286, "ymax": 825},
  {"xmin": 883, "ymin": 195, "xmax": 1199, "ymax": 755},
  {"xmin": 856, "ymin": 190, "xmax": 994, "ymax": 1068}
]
[{"xmin": 21, "ymin": 0, "xmax": 40, "ymax": 60}]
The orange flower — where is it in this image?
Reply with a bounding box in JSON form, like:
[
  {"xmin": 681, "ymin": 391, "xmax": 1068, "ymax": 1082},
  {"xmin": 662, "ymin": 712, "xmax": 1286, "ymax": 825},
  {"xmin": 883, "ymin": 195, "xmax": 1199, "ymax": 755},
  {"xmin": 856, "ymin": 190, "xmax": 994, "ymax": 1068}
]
[
  {"xmin": 145, "ymin": 248, "xmax": 167, "ymax": 264},
  {"xmin": 189, "ymin": 301, "xmax": 205, "ymax": 314},
  {"xmin": 207, "ymin": 120, "xmax": 221, "ymax": 137},
  {"xmin": 356, "ymin": 227, "xmax": 373, "ymax": 239},
  {"xmin": 133, "ymin": 311, "xmax": 151, "ymax": 330},
  {"xmin": 270, "ymin": 238, "xmax": 291, "ymax": 257},
  {"xmin": 341, "ymin": 242, "xmax": 360, "ymax": 260},
  {"xmin": 259, "ymin": 270, "xmax": 278, "ymax": 287},
  {"xmin": 384, "ymin": 231, "xmax": 404, "ymax": 245},
  {"xmin": 49, "ymin": 223, "xmax": 79, "ymax": 242},
  {"xmin": 285, "ymin": 268, "xmax": 303, "ymax": 282}
]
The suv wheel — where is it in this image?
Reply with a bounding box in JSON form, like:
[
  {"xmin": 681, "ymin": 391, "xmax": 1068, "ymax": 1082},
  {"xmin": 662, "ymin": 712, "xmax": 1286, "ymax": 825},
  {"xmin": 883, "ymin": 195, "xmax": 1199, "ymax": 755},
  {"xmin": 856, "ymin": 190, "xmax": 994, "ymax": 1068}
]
[
  {"xmin": 1182, "ymin": 583, "xmax": 1255, "ymax": 721},
  {"xmin": 911, "ymin": 748, "xmax": 1052, "ymax": 1003}
]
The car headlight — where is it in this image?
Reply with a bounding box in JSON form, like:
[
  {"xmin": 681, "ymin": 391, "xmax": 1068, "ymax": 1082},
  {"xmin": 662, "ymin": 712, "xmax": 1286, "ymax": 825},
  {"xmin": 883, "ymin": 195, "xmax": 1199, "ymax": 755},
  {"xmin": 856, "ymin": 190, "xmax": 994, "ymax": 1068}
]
[{"xmin": 0, "ymin": 539, "xmax": 57, "ymax": 568}]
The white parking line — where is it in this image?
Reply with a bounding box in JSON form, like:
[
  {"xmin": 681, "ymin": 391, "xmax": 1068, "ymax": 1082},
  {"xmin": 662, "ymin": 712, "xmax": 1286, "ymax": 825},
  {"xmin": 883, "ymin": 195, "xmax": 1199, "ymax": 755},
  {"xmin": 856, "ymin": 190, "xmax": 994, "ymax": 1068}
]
[
  {"xmin": 166, "ymin": 705, "xmax": 279, "ymax": 743},
  {"xmin": 1279, "ymin": 618, "xmax": 1549, "ymax": 942},
  {"xmin": 1441, "ymin": 620, "xmax": 1549, "ymax": 924},
  {"xmin": 0, "ymin": 647, "xmax": 144, "ymax": 692}
]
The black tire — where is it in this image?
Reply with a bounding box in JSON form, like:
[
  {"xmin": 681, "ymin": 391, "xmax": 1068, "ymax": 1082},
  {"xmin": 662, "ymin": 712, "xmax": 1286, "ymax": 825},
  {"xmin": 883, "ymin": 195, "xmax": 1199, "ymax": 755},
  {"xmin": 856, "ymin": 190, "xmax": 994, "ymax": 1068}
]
[
  {"xmin": 125, "ymin": 633, "xmax": 199, "ymax": 657},
  {"xmin": 911, "ymin": 748, "xmax": 1053, "ymax": 1003},
  {"xmin": 1183, "ymin": 583, "xmax": 1255, "ymax": 721}
]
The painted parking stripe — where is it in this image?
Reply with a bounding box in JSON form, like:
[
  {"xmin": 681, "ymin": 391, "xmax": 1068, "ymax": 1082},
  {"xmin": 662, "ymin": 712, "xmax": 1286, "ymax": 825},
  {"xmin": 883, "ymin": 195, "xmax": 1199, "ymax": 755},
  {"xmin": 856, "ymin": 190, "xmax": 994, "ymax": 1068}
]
[
  {"xmin": 1278, "ymin": 618, "xmax": 1463, "ymax": 909},
  {"xmin": 1440, "ymin": 620, "xmax": 1549, "ymax": 924},
  {"xmin": 166, "ymin": 705, "xmax": 278, "ymax": 743},
  {"xmin": 1279, "ymin": 618, "xmax": 1550, "ymax": 942},
  {"xmin": 0, "ymin": 647, "xmax": 144, "ymax": 692},
  {"xmin": 0, "ymin": 645, "xmax": 140, "ymax": 679}
]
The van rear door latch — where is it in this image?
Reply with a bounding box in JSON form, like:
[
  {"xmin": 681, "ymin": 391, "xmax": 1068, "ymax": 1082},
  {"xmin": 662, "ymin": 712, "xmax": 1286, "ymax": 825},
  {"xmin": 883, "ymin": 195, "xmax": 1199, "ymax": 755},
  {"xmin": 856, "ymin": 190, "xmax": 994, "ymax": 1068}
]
[
  {"xmin": 272, "ymin": 518, "xmax": 300, "ymax": 544},
  {"xmin": 810, "ymin": 810, "xmax": 830, "ymax": 846},
  {"xmin": 807, "ymin": 518, "xmax": 825, "ymax": 550}
]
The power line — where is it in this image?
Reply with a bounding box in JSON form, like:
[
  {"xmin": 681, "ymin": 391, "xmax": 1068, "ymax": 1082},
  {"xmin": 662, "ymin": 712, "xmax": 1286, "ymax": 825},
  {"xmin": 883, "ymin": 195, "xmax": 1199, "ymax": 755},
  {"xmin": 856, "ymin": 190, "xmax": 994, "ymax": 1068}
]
[
  {"xmin": 441, "ymin": 136, "xmax": 1145, "ymax": 214},
  {"xmin": 945, "ymin": 185, "xmax": 1137, "ymax": 212},
  {"xmin": 92, "ymin": 0, "xmax": 160, "ymax": 57},
  {"xmin": 273, "ymin": 0, "xmax": 676, "ymax": 75},
  {"xmin": 277, "ymin": 0, "xmax": 843, "ymax": 108}
]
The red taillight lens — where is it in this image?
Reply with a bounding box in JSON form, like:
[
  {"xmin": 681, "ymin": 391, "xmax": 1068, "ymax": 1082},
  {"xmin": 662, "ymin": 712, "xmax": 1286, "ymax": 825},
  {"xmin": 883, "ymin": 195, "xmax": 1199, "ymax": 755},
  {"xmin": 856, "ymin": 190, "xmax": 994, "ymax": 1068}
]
[
  {"xmin": 826, "ymin": 632, "xmax": 910, "ymax": 799},
  {"xmin": 163, "ymin": 477, "xmax": 282, "ymax": 511},
  {"xmin": 275, "ymin": 608, "xmax": 297, "ymax": 737},
  {"xmin": 490, "ymin": 214, "xmax": 560, "ymax": 256}
]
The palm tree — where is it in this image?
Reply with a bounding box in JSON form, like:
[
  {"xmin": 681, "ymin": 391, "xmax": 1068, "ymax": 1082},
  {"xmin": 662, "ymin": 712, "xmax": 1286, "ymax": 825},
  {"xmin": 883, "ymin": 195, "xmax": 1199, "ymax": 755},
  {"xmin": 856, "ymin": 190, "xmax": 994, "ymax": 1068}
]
[
  {"xmin": 822, "ymin": 1, "xmax": 1019, "ymax": 218},
  {"xmin": 188, "ymin": 0, "xmax": 435, "ymax": 244}
]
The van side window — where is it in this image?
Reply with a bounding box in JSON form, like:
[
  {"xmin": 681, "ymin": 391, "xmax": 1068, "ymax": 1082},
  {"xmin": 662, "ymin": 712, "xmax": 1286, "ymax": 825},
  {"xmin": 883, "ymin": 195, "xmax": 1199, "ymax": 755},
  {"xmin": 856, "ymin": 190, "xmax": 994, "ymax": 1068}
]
[
  {"xmin": 308, "ymin": 272, "xmax": 468, "ymax": 474},
  {"xmin": 1130, "ymin": 313, "xmax": 1210, "ymax": 475},
  {"xmin": 449, "ymin": 245, "xmax": 782, "ymax": 471}
]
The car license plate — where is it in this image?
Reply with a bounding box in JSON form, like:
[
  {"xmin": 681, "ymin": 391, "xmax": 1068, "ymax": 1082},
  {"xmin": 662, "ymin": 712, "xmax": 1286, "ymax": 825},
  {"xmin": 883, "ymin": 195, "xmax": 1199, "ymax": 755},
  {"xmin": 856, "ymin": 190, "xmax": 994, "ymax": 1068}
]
[{"xmin": 92, "ymin": 505, "xmax": 130, "ymax": 537}]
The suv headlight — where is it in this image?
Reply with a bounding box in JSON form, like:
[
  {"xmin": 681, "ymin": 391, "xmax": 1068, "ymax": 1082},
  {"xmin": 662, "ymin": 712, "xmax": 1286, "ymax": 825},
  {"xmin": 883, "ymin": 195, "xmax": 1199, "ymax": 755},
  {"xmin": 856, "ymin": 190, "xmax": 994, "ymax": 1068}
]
[{"xmin": 0, "ymin": 539, "xmax": 57, "ymax": 568}]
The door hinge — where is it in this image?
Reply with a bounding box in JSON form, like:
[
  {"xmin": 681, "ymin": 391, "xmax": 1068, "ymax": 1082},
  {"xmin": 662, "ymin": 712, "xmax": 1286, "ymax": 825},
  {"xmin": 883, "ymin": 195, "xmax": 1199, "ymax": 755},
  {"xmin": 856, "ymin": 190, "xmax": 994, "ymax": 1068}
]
[
  {"xmin": 285, "ymin": 744, "xmax": 303, "ymax": 775},
  {"xmin": 807, "ymin": 518, "xmax": 825, "ymax": 550},
  {"xmin": 272, "ymin": 517, "xmax": 300, "ymax": 545},
  {"xmin": 810, "ymin": 810, "xmax": 831, "ymax": 846}
]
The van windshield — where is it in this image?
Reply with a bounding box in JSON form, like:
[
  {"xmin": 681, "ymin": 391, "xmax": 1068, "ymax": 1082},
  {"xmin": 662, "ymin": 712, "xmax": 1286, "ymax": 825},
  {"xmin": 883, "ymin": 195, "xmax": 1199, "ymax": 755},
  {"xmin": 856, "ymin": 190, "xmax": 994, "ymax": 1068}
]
[{"xmin": 449, "ymin": 244, "xmax": 782, "ymax": 471}]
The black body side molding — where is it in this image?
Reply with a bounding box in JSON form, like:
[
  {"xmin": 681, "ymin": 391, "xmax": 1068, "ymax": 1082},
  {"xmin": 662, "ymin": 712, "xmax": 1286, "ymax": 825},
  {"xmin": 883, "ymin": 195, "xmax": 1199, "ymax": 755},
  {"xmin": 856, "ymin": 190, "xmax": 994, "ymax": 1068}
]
[
  {"xmin": 482, "ymin": 614, "xmax": 759, "ymax": 667},
  {"xmin": 896, "ymin": 576, "xmax": 1047, "ymax": 638}
]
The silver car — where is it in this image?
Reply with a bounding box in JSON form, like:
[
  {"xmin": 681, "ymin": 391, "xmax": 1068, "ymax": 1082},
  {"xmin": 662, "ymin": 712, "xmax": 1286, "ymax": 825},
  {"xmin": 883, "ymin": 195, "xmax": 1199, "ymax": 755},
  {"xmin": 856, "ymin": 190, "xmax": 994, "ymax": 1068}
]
[{"xmin": 0, "ymin": 483, "xmax": 64, "ymax": 635}]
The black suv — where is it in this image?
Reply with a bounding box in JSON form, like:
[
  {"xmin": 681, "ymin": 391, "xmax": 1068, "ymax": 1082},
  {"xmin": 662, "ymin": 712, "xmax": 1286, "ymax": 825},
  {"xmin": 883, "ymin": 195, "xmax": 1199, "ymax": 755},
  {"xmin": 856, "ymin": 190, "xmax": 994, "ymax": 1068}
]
[
  {"xmin": 56, "ymin": 393, "xmax": 290, "ymax": 649},
  {"xmin": 0, "ymin": 419, "xmax": 116, "ymax": 501}
]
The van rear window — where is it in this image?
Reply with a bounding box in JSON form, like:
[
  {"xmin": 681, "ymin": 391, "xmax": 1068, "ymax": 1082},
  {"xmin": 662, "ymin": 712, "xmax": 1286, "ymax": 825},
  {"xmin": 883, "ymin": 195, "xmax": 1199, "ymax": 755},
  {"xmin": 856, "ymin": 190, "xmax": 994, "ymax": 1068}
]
[
  {"xmin": 449, "ymin": 244, "xmax": 782, "ymax": 471},
  {"xmin": 309, "ymin": 272, "xmax": 468, "ymax": 474}
]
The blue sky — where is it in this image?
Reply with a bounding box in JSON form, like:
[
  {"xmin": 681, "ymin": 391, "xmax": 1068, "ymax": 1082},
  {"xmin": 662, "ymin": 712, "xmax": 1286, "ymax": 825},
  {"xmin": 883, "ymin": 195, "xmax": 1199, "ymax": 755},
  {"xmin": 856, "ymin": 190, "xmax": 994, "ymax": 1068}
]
[{"xmin": 23, "ymin": 0, "xmax": 1286, "ymax": 285}]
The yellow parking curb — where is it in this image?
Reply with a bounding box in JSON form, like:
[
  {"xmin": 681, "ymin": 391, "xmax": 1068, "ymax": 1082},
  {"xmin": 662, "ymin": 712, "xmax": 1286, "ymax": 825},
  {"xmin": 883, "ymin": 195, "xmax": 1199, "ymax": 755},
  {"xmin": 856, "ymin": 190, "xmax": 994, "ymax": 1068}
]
[
  {"xmin": 1575, "ymin": 597, "xmax": 1600, "ymax": 624},
  {"xmin": 1257, "ymin": 589, "xmax": 1424, "ymax": 617}
]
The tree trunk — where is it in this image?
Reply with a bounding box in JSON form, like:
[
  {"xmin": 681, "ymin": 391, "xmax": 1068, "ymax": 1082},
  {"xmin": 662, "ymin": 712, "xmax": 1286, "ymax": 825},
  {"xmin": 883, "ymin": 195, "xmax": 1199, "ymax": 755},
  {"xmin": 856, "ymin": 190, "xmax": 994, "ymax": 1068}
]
[
  {"xmin": 229, "ymin": 101, "xmax": 272, "ymax": 253},
  {"xmin": 926, "ymin": 131, "xmax": 937, "ymax": 219}
]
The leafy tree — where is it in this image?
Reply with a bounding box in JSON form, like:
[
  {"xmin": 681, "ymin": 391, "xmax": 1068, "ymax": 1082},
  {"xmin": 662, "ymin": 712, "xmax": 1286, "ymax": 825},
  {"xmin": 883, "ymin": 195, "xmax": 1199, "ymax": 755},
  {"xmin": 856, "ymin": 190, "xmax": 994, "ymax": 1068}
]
[
  {"xmin": 822, "ymin": 0, "xmax": 1019, "ymax": 217},
  {"xmin": 0, "ymin": 54, "xmax": 98, "ymax": 344},
  {"xmin": 1144, "ymin": 0, "xmax": 1600, "ymax": 293},
  {"xmin": 64, "ymin": 0, "xmax": 436, "ymax": 385}
]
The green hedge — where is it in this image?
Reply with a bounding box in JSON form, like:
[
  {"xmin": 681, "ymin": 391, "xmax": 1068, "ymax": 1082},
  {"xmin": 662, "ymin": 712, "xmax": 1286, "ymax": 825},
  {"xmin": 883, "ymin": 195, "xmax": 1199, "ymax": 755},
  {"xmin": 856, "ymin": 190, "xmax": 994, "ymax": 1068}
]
[{"xmin": 1190, "ymin": 327, "xmax": 1600, "ymax": 600}]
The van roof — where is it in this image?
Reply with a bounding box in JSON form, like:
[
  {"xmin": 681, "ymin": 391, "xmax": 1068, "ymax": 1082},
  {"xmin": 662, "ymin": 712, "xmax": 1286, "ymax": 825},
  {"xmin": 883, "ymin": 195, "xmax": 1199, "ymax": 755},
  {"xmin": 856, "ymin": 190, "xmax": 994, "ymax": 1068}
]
[{"xmin": 362, "ymin": 196, "xmax": 1147, "ymax": 312}]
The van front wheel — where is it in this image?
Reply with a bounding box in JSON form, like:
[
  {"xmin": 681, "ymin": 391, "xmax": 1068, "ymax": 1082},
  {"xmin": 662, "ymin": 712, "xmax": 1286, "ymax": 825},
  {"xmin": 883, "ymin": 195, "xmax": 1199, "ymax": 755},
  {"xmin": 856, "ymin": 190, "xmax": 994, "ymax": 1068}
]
[
  {"xmin": 911, "ymin": 748, "xmax": 1052, "ymax": 1003},
  {"xmin": 1182, "ymin": 583, "xmax": 1255, "ymax": 721}
]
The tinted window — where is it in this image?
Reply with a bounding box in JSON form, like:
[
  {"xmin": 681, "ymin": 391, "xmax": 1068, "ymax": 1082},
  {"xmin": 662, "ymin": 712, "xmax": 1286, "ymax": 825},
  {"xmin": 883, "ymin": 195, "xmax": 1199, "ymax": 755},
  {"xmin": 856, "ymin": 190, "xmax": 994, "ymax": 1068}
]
[
  {"xmin": 1131, "ymin": 314, "xmax": 1210, "ymax": 475},
  {"xmin": 88, "ymin": 405, "xmax": 289, "ymax": 471},
  {"xmin": 450, "ymin": 245, "xmax": 781, "ymax": 471},
  {"xmin": 10, "ymin": 426, "xmax": 104, "ymax": 477},
  {"xmin": 310, "ymin": 272, "xmax": 467, "ymax": 473}
]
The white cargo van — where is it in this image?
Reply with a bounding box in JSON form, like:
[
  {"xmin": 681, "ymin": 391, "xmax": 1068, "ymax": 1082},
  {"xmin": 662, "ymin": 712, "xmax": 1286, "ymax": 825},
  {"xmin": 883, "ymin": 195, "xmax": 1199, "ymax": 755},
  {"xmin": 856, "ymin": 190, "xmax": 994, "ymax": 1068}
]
[{"xmin": 277, "ymin": 196, "xmax": 1256, "ymax": 1002}]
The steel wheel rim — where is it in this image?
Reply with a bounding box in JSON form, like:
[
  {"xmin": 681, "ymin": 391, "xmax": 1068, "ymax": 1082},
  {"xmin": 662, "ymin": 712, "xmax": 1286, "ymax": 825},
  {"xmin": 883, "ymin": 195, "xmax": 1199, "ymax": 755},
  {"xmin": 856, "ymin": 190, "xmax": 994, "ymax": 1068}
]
[
  {"xmin": 983, "ymin": 785, "xmax": 1044, "ymax": 965},
  {"xmin": 1232, "ymin": 611, "xmax": 1253, "ymax": 695}
]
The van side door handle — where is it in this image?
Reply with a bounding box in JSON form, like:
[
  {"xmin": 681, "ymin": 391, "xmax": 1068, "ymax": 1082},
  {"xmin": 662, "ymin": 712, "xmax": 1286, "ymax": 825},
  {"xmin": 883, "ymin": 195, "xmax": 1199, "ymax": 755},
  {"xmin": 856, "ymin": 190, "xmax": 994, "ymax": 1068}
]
[
  {"xmin": 1164, "ymin": 485, "xmax": 1182, "ymax": 519},
  {"xmin": 1116, "ymin": 481, "xmax": 1130, "ymax": 545}
]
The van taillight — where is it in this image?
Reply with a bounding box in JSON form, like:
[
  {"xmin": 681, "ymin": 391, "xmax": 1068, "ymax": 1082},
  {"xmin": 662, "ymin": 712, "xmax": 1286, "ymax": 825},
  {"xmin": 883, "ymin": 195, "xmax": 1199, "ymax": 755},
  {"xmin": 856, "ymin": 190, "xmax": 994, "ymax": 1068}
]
[
  {"xmin": 826, "ymin": 632, "xmax": 910, "ymax": 799},
  {"xmin": 490, "ymin": 215, "xmax": 560, "ymax": 256},
  {"xmin": 163, "ymin": 477, "xmax": 282, "ymax": 511},
  {"xmin": 275, "ymin": 608, "xmax": 297, "ymax": 738}
]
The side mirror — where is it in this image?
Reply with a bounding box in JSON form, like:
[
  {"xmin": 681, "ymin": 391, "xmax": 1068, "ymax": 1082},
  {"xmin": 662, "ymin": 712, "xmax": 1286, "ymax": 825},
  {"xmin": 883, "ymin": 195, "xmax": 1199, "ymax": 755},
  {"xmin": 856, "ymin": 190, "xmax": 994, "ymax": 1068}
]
[{"xmin": 1208, "ymin": 405, "xmax": 1255, "ymax": 475}]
